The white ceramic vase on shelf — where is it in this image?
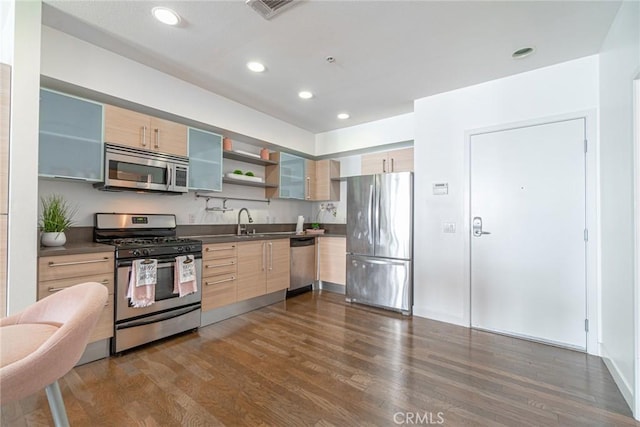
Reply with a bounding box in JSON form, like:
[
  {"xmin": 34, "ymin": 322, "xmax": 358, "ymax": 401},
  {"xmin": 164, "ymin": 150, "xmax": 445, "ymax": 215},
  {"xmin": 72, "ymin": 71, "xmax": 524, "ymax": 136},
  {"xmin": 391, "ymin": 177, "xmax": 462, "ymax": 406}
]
[{"xmin": 41, "ymin": 231, "xmax": 66, "ymax": 247}]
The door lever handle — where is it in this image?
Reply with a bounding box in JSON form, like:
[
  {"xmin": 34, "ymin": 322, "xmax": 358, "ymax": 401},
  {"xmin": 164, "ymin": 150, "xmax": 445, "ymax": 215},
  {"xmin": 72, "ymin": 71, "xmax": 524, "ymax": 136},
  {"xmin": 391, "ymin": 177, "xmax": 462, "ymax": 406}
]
[{"xmin": 472, "ymin": 216, "xmax": 491, "ymax": 237}]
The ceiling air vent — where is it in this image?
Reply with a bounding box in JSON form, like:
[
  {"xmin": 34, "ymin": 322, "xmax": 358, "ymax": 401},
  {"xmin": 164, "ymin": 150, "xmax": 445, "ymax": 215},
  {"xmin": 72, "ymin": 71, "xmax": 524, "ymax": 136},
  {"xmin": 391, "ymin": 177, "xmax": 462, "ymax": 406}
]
[{"xmin": 246, "ymin": 0, "xmax": 297, "ymax": 20}]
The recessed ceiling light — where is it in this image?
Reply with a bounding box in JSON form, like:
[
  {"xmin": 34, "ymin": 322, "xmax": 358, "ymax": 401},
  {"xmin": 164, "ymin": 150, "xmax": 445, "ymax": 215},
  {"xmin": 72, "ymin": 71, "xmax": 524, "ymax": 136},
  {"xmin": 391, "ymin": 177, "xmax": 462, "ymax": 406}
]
[
  {"xmin": 247, "ymin": 61, "xmax": 266, "ymax": 73},
  {"xmin": 512, "ymin": 46, "xmax": 535, "ymax": 59},
  {"xmin": 337, "ymin": 113, "xmax": 350, "ymax": 120},
  {"xmin": 298, "ymin": 91, "xmax": 313, "ymax": 99},
  {"xmin": 152, "ymin": 7, "xmax": 181, "ymax": 26}
]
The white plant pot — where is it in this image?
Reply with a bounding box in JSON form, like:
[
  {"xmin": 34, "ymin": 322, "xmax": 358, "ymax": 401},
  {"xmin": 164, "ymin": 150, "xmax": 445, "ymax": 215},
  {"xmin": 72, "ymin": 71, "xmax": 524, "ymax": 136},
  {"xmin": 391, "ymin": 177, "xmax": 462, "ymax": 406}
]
[{"xmin": 41, "ymin": 231, "xmax": 67, "ymax": 247}]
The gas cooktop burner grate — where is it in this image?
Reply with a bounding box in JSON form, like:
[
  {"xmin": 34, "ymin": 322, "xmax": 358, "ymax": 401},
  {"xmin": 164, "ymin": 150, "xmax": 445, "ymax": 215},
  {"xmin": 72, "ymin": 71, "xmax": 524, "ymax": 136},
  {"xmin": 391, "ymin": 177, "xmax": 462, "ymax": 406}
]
[{"xmin": 112, "ymin": 237, "xmax": 198, "ymax": 247}]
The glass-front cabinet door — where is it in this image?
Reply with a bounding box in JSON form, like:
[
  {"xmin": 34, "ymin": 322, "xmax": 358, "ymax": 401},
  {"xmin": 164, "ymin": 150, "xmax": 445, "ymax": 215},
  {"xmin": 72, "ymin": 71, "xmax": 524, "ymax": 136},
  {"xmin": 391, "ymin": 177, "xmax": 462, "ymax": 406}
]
[
  {"xmin": 279, "ymin": 152, "xmax": 305, "ymax": 199},
  {"xmin": 38, "ymin": 89, "xmax": 104, "ymax": 181},
  {"xmin": 188, "ymin": 128, "xmax": 222, "ymax": 191}
]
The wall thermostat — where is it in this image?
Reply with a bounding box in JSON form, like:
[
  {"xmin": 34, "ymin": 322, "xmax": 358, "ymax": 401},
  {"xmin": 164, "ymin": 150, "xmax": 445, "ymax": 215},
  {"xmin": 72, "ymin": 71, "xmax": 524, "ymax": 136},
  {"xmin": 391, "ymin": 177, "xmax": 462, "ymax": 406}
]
[{"xmin": 432, "ymin": 182, "xmax": 448, "ymax": 195}]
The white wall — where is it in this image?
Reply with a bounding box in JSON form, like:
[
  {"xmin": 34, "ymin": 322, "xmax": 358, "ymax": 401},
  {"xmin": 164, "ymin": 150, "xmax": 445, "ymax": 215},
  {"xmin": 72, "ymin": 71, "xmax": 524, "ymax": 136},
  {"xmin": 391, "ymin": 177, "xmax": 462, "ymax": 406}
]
[
  {"xmin": 413, "ymin": 56, "xmax": 599, "ymax": 327},
  {"xmin": 598, "ymin": 0, "xmax": 640, "ymax": 414},
  {"xmin": 315, "ymin": 112, "xmax": 414, "ymax": 156},
  {"xmin": 0, "ymin": 1, "xmax": 15, "ymax": 65},
  {"xmin": 40, "ymin": 26, "xmax": 315, "ymax": 155},
  {"xmin": 6, "ymin": 0, "xmax": 41, "ymax": 313}
]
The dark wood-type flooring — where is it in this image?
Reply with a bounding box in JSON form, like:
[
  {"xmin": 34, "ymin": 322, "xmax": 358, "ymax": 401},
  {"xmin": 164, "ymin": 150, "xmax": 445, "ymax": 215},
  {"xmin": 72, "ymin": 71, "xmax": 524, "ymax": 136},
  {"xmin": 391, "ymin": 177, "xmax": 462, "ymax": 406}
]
[{"xmin": 2, "ymin": 291, "xmax": 638, "ymax": 426}]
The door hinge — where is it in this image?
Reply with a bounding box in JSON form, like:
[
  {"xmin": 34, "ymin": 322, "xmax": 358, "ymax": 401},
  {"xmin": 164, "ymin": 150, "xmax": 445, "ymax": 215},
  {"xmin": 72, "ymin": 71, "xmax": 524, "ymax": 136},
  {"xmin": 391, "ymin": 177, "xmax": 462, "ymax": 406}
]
[
  {"xmin": 584, "ymin": 229, "xmax": 588, "ymax": 241},
  {"xmin": 585, "ymin": 319, "xmax": 589, "ymax": 332},
  {"xmin": 584, "ymin": 139, "xmax": 588, "ymax": 153}
]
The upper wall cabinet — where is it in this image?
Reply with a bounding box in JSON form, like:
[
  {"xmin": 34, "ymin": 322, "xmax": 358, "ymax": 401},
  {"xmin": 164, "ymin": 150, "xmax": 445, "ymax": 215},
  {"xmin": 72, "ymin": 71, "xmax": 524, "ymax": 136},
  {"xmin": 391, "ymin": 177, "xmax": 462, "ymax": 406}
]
[
  {"xmin": 306, "ymin": 159, "xmax": 341, "ymax": 201},
  {"xmin": 265, "ymin": 152, "xmax": 306, "ymax": 199},
  {"xmin": 104, "ymin": 104, "xmax": 187, "ymax": 157},
  {"xmin": 39, "ymin": 89, "xmax": 104, "ymax": 181},
  {"xmin": 361, "ymin": 147, "xmax": 413, "ymax": 175},
  {"xmin": 188, "ymin": 128, "xmax": 222, "ymax": 192}
]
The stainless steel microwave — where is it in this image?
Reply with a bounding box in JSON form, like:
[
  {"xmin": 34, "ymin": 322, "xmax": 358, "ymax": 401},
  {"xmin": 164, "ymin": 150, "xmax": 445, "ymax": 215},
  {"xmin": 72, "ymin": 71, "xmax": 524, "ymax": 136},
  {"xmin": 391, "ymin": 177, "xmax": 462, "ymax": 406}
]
[{"xmin": 94, "ymin": 144, "xmax": 189, "ymax": 194}]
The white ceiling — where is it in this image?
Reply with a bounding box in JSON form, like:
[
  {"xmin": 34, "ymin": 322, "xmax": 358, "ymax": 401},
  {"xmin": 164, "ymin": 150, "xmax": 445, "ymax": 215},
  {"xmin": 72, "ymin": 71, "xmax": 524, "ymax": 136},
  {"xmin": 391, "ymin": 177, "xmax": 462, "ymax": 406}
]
[{"xmin": 42, "ymin": 0, "xmax": 620, "ymax": 134}]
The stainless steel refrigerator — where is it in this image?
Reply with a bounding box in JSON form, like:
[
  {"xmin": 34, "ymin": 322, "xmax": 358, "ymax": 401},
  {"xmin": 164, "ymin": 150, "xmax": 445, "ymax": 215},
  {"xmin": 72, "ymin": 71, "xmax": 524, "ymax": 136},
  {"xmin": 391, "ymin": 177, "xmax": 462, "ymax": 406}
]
[{"xmin": 346, "ymin": 172, "xmax": 413, "ymax": 315}]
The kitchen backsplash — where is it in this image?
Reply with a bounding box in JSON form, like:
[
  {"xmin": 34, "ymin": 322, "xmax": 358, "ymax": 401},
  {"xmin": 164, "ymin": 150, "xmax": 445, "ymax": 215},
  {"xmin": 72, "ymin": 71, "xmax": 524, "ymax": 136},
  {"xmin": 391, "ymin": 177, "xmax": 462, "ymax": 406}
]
[{"xmin": 39, "ymin": 179, "xmax": 317, "ymax": 226}]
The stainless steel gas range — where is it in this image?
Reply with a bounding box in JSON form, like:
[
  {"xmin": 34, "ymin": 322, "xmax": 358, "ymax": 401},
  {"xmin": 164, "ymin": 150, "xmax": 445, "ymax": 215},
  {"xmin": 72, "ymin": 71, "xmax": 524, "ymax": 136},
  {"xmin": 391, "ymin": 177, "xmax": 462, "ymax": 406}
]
[{"xmin": 95, "ymin": 213, "xmax": 202, "ymax": 353}]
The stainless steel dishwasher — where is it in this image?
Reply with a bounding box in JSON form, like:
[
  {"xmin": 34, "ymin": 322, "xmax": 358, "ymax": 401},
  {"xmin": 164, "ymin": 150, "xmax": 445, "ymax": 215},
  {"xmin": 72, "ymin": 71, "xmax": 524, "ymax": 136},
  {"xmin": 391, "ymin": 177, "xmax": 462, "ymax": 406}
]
[{"xmin": 288, "ymin": 236, "xmax": 316, "ymax": 297}]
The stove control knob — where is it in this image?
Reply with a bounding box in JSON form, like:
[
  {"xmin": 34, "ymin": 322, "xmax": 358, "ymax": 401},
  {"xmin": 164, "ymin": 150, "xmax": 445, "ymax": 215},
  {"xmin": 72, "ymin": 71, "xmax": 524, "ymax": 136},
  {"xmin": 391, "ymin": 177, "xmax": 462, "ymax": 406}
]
[
  {"xmin": 142, "ymin": 248, "xmax": 151, "ymax": 256},
  {"xmin": 177, "ymin": 246, "xmax": 184, "ymax": 253},
  {"xmin": 131, "ymin": 249, "xmax": 140, "ymax": 257}
]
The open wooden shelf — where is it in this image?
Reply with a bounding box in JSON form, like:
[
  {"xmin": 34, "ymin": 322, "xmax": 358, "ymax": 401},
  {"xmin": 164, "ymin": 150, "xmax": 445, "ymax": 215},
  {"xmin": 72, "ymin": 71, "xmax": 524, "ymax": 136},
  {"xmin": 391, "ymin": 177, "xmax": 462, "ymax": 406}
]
[
  {"xmin": 223, "ymin": 150, "xmax": 278, "ymax": 166},
  {"xmin": 222, "ymin": 177, "xmax": 278, "ymax": 188}
]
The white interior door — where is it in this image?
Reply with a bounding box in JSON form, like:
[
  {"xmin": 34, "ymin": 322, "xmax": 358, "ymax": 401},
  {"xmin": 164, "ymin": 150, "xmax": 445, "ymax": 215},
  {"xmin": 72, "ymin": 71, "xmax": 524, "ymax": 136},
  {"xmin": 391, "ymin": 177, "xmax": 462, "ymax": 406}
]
[{"xmin": 470, "ymin": 119, "xmax": 586, "ymax": 350}]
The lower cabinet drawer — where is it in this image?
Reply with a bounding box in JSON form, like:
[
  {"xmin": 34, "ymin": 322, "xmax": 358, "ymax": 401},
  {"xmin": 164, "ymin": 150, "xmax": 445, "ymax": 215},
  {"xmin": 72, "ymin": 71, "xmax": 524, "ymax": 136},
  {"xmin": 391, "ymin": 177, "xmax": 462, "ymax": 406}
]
[
  {"xmin": 89, "ymin": 294, "xmax": 114, "ymax": 342},
  {"xmin": 203, "ymin": 243, "xmax": 237, "ymax": 261},
  {"xmin": 203, "ymin": 259, "xmax": 237, "ymax": 276},
  {"xmin": 202, "ymin": 273, "xmax": 237, "ymax": 310},
  {"xmin": 38, "ymin": 273, "xmax": 114, "ymax": 300},
  {"xmin": 39, "ymin": 252, "xmax": 114, "ymax": 282}
]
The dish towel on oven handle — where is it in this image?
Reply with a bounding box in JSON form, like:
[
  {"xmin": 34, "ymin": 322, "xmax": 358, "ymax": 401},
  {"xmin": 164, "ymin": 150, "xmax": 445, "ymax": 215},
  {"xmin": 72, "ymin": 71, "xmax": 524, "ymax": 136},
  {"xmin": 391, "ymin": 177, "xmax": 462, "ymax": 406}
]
[
  {"xmin": 126, "ymin": 259, "xmax": 157, "ymax": 308},
  {"xmin": 174, "ymin": 255, "xmax": 197, "ymax": 297}
]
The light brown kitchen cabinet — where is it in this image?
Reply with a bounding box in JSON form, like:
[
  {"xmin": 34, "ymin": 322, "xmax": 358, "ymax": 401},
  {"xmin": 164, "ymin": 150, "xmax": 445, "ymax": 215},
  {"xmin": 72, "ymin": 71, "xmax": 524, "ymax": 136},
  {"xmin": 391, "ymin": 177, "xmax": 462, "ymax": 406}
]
[
  {"xmin": 304, "ymin": 159, "xmax": 341, "ymax": 201},
  {"xmin": 104, "ymin": 104, "xmax": 187, "ymax": 156},
  {"xmin": 317, "ymin": 236, "xmax": 346, "ymax": 286},
  {"xmin": 361, "ymin": 147, "xmax": 413, "ymax": 174},
  {"xmin": 38, "ymin": 251, "xmax": 115, "ymax": 343},
  {"xmin": 202, "ymin": 242, "xmax": 237, "ymax": 310},
  {"xmin": 266, "ymin": 239, "xmax": 290, "ymax": 293},
  {"xmin": 314, "ymin": 159, "xmax": 341, "ymax": 201},
  {"xmin": 237, "ymin": 239, "xmax": 290, "ymax": 301}
]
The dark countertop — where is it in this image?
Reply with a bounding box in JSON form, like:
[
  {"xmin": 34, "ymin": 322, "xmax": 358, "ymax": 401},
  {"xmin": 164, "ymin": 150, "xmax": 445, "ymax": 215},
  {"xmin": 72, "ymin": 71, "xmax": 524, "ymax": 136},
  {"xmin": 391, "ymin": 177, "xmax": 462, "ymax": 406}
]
[
  {"xmin": 39, "ymin": 242, "xmax": 115, "ymax": 257},
  {"xmin": 37, "ymin": 226, "xmax": 346, "ymax": 257},
  {"xmin": 184, "ymin": 232, "xmax": 346, "ymax": 245}
]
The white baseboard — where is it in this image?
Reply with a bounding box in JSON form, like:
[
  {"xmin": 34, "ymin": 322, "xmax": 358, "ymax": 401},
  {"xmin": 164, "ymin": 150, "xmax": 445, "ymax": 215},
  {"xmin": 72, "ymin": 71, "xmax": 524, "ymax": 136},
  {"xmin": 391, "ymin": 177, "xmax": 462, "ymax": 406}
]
[
  {"xmin": 413, "ymin": 307, "xmax": 468, "ymax": 327},
  {"xmin": 600, "ymin": 343, "xmax": 634, "ymax": 414}
]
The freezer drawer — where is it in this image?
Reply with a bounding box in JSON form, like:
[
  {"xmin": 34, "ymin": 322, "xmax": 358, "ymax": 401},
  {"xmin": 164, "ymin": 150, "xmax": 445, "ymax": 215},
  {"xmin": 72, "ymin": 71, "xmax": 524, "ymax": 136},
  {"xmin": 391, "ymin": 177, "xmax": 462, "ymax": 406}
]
[{"xmin": 346, "ymin": 255, "xmax": 412, "ymax": 314}]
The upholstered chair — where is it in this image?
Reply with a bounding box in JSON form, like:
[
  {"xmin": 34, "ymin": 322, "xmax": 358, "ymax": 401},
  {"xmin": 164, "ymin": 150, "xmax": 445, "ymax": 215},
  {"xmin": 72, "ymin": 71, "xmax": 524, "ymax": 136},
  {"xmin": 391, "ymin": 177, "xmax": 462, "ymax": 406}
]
[{"xmin": 0, "ymin": 282, "xmax": 108, "ymax": 427}]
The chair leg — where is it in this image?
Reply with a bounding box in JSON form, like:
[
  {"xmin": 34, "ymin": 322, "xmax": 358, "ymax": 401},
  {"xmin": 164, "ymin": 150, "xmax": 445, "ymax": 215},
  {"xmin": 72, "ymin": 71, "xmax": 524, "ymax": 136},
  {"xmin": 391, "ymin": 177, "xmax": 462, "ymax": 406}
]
[{"xmin": 44, "ymin": 381, "xmax": 70, "ymax": 427}]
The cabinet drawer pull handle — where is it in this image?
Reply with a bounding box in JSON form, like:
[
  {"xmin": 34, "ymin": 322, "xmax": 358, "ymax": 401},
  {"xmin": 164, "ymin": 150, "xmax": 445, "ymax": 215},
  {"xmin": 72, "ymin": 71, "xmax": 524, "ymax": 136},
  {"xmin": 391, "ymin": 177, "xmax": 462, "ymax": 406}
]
[
  {"xmin": 142, "ymin": 126, "xmax": 147, "ymax": 147},
  {"xmin": 154, "ymin": 128, "xmax": 160, "ymax": 149},
  {"xmin": 48, "ymin": 257, "xmax": 110, "ymax": 267},
  {"xmin": 206, "ymin": 261, "xmax": 235, "ymax": 268},
  {"xmin": 48, "ymin": 278, "xmax": 110, "ymax": 293},
  {"xmin": 205, "ymin": 276, "xmax": 235, "ymax": 286},
  {"xmin": 269, "ymin": 242, "xmax": 273, "ymax": 271},
  {"xmin": 205, "ymin": 246, "xmax": 236, "ymax": 251},
  {"xmin": 104, "ymin": 302, "xmax": 110, "ymax": 307},
  {"xmin": 382, "ymin": 158, "xmax": 386, "ymax": 173}
]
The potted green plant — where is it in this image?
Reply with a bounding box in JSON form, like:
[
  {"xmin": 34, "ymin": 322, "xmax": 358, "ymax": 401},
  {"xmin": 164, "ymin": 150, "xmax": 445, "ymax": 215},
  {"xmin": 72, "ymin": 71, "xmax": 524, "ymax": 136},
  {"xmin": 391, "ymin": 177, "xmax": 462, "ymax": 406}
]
[{"xmin": 39, "ymin": 194, "xmax": 77, "ymax": 247}]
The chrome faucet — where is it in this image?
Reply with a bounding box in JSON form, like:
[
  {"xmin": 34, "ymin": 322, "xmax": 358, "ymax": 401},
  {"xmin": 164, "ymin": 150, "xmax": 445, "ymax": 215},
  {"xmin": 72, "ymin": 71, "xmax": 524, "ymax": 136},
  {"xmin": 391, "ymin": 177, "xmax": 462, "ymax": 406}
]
[{"xmin": 237, "ymin": 207, "xmax": 254, "ymax": 235}]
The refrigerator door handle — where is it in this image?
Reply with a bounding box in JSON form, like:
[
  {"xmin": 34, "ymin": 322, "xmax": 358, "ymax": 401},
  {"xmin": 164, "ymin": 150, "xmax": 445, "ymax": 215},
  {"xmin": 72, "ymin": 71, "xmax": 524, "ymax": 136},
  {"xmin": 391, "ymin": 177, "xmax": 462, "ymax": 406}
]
[
  {"xmin": 354, "ymin": 257, "xmax": 405, "ymax": 266},
  {"xmin": 368, "ymin": 184, "xmax": 375, "ymax": 246}
]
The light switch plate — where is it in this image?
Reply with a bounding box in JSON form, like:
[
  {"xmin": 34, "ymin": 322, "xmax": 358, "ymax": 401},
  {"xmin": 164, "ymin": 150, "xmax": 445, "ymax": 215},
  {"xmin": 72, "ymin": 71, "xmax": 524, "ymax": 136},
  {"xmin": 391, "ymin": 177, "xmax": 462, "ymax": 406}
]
[{"xmin": 443, "ymin": 222, "xmax": 456, "ymax": 233}]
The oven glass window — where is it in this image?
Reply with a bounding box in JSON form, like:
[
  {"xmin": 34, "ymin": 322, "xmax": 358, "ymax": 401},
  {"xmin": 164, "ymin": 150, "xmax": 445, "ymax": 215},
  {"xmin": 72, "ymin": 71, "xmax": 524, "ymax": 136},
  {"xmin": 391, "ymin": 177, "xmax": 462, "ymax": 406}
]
[
  {"xmin": 127, "ymin": 262, "xmax": 177, "ymax": 306},
  {"xmin": 109, "ymin": 160, "xmax": 167, "ymax": 185},
  {"xmin": 155, "ymin": 264, "xmax": 176, "ymax": 301}
]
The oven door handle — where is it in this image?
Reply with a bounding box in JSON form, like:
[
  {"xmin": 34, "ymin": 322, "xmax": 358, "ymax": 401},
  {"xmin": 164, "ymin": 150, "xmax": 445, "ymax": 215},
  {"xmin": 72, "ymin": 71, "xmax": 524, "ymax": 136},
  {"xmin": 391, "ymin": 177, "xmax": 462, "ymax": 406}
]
[
  {"xmin": 156, "ymin": 262, "xmax": 174, "ymax": 269},
  {"xmin": 116, "ymin": 304, "xmax": 200, "ymax": 330}
]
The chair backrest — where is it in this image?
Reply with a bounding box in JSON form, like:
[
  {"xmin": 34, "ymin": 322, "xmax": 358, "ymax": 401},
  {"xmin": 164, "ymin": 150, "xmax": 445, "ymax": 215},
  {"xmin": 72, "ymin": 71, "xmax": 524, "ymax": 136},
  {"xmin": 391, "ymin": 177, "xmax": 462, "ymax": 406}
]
[{"xmin": 0, "ymin": 282, "xmax": 108, "ymax": 403}]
